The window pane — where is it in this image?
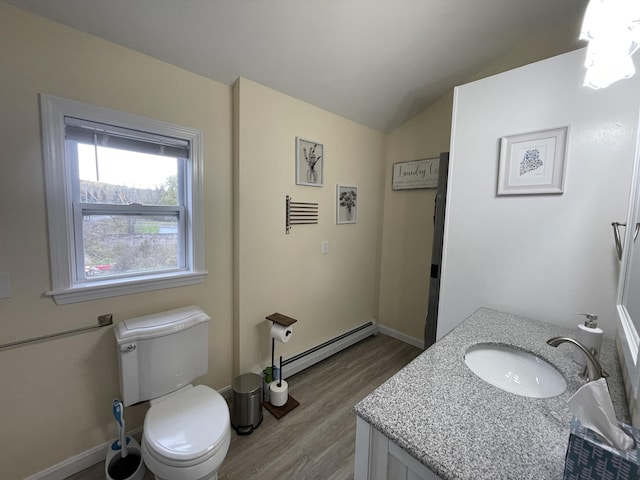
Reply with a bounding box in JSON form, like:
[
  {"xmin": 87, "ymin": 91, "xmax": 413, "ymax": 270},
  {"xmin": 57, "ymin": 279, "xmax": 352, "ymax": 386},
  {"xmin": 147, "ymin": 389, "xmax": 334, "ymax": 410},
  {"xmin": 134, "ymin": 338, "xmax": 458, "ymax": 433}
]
[
  {"xmin": 76, "ymin": 143, "xmax": 181, "ymax": 206},
  {"xmin": 82, "ymin": 214, "xmax": 179, "ymax": 278}
]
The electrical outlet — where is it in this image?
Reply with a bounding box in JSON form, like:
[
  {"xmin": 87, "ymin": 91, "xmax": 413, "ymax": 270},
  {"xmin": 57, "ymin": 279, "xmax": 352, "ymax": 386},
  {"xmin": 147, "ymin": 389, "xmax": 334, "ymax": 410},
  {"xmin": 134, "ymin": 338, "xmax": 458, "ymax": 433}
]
[{"xmin": 322, "ymin": 241, "xmax": 329, "ymax": 255}]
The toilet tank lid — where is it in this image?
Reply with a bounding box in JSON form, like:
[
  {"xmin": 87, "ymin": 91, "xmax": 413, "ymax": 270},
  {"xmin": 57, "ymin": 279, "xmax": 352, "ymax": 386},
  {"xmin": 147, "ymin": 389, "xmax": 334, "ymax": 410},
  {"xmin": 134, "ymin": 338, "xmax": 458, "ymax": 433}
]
[{"xmin": 115, "ymin": 306, "xmax": 210, "ymax": 343}]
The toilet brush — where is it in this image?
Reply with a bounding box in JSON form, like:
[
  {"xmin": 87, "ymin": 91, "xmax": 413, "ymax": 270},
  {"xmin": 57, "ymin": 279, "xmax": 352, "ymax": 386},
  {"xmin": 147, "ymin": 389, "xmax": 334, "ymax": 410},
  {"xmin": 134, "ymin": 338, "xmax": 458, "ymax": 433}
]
[
  {"xmin": 113, "ymin": 399, "xmax": 128, "ymax": 458},
  {"xmin": 108, "ymin": 398, "xmax": 142, "ymax": 480}
]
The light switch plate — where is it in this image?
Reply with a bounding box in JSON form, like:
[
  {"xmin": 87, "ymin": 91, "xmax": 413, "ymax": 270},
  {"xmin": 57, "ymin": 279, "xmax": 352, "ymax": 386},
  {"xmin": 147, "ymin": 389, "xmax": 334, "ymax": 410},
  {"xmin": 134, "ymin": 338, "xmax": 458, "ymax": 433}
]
[
  {"xmin": 0, "ymin": 272, "xmax": 11, "ymax": 299},
  {"xmin": 322, "ymin": 241, "xmax": 329, "ymax": 255}
]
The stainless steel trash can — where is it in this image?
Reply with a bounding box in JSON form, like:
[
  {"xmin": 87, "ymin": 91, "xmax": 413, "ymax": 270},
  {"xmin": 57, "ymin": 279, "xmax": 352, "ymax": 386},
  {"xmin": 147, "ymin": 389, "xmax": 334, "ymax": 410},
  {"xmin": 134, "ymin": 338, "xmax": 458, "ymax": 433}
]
[{"xmin": 231, "ymin": 373, "xmax": 263, "ymax": 435}]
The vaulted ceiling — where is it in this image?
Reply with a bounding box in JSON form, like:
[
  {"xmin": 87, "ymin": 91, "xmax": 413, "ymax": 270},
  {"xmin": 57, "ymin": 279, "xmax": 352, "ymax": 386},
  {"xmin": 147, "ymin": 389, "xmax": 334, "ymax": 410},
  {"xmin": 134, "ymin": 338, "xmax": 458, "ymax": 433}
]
[{"xmin": 6, "ymin": 0, "xmax": 588, "ymax": 132}]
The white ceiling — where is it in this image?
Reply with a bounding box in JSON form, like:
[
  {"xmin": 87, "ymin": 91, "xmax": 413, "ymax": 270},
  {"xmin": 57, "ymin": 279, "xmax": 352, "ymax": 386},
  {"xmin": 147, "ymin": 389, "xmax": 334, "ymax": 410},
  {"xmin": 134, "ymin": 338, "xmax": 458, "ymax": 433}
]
[{"xmin": 6, "ymin": 0, "xmax": 587, "ymax": 132}]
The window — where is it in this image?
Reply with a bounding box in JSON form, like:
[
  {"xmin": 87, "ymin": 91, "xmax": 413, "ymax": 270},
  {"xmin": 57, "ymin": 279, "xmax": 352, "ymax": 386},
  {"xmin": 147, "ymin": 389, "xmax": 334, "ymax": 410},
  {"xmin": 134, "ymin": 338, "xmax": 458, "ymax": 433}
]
[{"xmin": 40, "ymin": 95, "xmax": 206, "ymax": 304}]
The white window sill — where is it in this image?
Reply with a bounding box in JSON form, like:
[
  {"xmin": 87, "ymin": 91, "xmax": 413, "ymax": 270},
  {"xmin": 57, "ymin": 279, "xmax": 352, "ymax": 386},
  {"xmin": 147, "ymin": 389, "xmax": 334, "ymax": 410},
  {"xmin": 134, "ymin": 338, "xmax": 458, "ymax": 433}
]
[{"xmin": 45, "ymin": 271, "xmax": 208, "ymax": 305}]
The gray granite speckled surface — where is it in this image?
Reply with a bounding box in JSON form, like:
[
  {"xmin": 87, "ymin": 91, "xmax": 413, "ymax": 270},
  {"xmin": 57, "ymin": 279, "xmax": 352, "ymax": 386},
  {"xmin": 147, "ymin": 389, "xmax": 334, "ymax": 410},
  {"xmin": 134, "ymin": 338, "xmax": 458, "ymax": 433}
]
[{"xmin": 353, "ymin": 308, "xmax": 629, "ymax": 480}]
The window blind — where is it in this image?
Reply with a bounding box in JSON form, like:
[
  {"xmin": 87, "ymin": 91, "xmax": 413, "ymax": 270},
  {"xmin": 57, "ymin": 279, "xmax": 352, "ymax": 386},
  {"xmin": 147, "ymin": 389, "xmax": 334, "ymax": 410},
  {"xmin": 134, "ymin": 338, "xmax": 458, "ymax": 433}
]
[{"xmin": 64, "ymin": 116, "xmax": 190, "ymax": 159}]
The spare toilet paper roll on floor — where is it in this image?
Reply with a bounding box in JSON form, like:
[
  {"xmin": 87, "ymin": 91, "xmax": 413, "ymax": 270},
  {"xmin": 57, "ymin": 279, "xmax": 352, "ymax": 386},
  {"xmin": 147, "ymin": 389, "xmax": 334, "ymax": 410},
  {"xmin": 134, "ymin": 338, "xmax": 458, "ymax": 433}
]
[
  {"xmin": 270, "ymin": 381, "xmax": 288, "ymax": 407},
  {"xmin": 271, "ymin": 323, "xmax": 292, "ymax": 343}
]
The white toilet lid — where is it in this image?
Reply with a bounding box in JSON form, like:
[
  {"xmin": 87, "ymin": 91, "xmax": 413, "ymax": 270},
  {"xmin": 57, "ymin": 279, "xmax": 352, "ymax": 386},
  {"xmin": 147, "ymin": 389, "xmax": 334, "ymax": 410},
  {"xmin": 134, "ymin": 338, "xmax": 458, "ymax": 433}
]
[{"xmin": 144, "ymin": 385, "xmax": 230, "ymax": 463}]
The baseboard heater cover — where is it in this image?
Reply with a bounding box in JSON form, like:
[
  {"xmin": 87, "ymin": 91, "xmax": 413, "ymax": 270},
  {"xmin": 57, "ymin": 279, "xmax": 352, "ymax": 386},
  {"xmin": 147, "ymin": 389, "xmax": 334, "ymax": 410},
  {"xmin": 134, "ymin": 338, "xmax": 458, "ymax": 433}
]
[{"xmin": 281, "ymin": 320, "xmax": 378, "ymax": 378}]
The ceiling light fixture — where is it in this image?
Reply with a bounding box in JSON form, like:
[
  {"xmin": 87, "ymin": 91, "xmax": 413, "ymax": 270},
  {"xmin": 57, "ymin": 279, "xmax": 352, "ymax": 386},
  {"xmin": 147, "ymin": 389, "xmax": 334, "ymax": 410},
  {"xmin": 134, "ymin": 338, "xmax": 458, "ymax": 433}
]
[{"xmin": 581, "ymin": 0, "xmax": 640, "ymax": 89}]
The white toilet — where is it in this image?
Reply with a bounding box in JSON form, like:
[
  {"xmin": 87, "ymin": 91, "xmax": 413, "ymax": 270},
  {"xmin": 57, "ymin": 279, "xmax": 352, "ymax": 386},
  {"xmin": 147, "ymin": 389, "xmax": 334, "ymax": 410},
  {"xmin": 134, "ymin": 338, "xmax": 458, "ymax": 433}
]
[{"xmin": 114, "ymin": 306, "xmax": 231, "ymax": 480}]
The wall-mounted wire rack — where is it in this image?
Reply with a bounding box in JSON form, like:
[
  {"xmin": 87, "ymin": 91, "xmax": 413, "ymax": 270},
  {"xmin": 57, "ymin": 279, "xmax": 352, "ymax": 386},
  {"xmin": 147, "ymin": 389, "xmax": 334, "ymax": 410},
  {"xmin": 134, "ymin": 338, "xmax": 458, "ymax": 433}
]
[{"xmin": 286, "ymin": 195, "xmax": 318, "ymax": 234}]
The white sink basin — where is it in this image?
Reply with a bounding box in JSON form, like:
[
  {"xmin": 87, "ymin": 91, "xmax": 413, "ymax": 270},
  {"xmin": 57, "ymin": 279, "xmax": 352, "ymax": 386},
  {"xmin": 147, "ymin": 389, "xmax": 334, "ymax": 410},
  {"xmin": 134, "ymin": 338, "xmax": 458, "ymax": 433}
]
[{"xmin": 464, "ymin": 343, "xmax": 566, "ymax": 398}]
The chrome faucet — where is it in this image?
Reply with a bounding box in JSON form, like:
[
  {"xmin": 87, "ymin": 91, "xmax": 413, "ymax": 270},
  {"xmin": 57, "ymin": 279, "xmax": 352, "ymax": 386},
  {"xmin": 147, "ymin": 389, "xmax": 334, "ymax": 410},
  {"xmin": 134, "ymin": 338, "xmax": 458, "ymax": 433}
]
[{"xmin": 546, "ymin": 337, "xmax": 609, "ymax": 381}]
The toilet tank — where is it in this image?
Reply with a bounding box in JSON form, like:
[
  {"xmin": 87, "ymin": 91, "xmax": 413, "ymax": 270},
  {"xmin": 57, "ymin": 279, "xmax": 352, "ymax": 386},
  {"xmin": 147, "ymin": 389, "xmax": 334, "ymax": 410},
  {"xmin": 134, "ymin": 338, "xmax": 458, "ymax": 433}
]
[{"xmin": 114, "ymin": 306, "xmax": 210, "ymax": 406}]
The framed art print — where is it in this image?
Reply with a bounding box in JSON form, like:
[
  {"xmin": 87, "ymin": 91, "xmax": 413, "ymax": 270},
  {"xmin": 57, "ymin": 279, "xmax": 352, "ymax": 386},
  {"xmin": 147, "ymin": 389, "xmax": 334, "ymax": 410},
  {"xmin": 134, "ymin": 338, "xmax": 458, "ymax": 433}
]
[
  {"xmin": 336, "ymin": 185, "xmax": 357, "ymax": 224},
  {"xmin": 296, "ymin": 137, "xmax": 323, "ymax": 187},
  {"xmin": 497, "ymin": 126, "xmax": 569, "ymax": 195}
]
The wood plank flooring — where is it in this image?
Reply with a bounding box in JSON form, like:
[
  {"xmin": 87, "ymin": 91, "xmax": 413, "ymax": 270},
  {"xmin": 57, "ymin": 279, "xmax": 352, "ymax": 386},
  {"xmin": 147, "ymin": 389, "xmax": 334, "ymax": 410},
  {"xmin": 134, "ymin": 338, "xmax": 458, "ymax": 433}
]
[{"xmin": 66, "ymin": 334, "xmax": 421, "ymax": 480}]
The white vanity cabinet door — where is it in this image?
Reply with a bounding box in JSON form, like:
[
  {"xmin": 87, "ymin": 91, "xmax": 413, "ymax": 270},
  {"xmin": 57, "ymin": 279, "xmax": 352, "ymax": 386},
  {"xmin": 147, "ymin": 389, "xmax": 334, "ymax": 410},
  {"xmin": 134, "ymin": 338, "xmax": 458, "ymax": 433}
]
[{"xmin": 355, "ymin": 416, "xmax": 442, "ymax": 480}]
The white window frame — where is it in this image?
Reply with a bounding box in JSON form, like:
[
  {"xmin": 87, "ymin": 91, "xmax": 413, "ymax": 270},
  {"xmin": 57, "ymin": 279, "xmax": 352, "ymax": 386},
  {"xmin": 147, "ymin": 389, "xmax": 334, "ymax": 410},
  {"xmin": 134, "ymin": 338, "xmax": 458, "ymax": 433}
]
[{"xmin": 40, "ymin": 94, "xmax": 206, "ymax": 304}]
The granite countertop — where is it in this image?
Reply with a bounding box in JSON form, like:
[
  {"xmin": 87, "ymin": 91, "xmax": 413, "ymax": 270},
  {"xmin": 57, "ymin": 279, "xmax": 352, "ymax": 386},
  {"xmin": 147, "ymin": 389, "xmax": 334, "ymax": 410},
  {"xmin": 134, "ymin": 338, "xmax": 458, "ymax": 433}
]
[{"xmin": 353, "ymin": 308, "xmax": 630, "ymax": 480}]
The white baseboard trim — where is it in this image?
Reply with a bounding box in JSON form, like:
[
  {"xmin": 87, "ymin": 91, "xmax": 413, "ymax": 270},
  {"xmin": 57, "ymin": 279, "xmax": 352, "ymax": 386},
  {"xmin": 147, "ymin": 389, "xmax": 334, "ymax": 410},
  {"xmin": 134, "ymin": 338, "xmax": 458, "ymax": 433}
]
[
  {"xmin": 377, "ymin": 324, "xmax": 424, "ymax": 350},
  {"xmin": 24, "ymin": 428, "xmax": 143, "ymax": 480}
]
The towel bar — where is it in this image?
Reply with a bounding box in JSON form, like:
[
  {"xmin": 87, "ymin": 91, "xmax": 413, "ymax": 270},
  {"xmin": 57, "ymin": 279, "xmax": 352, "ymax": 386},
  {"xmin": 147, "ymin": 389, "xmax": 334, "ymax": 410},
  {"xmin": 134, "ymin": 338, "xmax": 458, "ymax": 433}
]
[
  {"xmin": 0, "ymin": 314, "xmax": 113, "ymax": 350},
  {"xmin": 612, "ymin": 221, "xmax": 640, "ymax": 260}
]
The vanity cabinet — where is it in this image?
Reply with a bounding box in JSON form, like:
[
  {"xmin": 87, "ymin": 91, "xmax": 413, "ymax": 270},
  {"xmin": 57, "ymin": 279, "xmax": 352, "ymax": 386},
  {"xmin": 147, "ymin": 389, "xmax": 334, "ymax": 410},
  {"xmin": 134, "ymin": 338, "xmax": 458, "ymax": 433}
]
[
  {"xmin": 352, "ymin": 308, "xmax": 630, "ymax": 480},
  {"xmin": 355, "ymin": 416, "xmax": 441, "ymax": 480}
]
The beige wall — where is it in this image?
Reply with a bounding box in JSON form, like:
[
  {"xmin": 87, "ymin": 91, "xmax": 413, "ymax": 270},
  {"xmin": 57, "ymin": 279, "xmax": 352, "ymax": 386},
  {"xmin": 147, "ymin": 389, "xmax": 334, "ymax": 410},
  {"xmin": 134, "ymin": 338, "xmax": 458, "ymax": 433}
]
[
  {"xmin": 1, "ymin": 4, "xmax": 385, "ymax": 478},
  {"xmin": 378, "ymin": 18, "xmax": 585, "ymax": 342},
  {"xmin": 234, "ymin": 78, "xmax": 386, "ymax": 374},
  {"xmin": 0, "ymin": 2, "xmax": 590, "ymax": 478},
  {"xmin": 378, "ymin": 96, "xmax": 453, "ymax": 341},
  {"xmin": 0, "ymin": 4, "xmax": 233, "ymax": 479}
]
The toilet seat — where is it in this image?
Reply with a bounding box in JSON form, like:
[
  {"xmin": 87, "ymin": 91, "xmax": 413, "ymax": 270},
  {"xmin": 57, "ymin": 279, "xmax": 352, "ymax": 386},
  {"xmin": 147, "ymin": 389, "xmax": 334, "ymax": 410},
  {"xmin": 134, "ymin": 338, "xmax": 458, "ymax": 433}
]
[{"xmin": 143, "ymin": 384, "xmax": 230, "ymax": 467}]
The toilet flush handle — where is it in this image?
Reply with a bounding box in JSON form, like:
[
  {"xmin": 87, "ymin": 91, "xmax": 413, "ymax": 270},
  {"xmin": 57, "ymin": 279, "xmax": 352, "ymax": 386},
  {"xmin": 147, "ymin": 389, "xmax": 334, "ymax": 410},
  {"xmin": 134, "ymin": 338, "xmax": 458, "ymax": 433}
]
[{"xmin": 120, "ymin": 343, "xmax": 136, "ymax": 353}]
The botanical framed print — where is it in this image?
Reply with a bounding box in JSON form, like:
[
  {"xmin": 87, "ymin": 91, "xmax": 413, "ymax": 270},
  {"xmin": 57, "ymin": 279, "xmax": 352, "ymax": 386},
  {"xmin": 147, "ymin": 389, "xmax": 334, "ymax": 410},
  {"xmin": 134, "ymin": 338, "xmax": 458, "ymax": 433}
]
[
  {"xmin": 336, "ymin": 185, "xmax": 357, "ymax": 224},
  {"xmin": 296, "ymin": 137, "xmax": 323, "ymax": 187},
  {"xmin": 497, "ymin": 126, "xmax": 569, "ymax": 195}
]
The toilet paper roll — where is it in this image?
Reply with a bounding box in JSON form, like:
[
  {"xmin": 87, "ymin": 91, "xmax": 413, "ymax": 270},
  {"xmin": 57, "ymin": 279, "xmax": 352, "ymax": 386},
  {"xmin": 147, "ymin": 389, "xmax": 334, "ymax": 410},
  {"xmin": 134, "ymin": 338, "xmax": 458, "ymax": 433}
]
[
  {"xmin": 270, "ymin": 380, "xmax": 288, "ymax": 407},
  {"xmin": 271, "ymin": 323, "xmax": 293, "ymax": 343}
]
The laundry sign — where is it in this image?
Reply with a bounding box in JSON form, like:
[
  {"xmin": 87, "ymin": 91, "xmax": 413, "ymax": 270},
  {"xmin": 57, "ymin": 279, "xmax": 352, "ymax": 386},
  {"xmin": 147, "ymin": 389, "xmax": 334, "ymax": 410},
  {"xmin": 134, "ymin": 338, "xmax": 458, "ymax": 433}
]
[{"xmin": 392, "ymin": 157, "xmax": 439, "ymax": 190}]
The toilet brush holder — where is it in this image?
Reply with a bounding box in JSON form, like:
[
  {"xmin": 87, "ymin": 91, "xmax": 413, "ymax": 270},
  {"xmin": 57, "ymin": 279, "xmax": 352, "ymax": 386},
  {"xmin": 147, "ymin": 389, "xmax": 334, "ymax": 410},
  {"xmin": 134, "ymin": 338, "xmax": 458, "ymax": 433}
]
[{"xmin": 105, "ymin": 436, "xmax": 145, "ymax": 480}]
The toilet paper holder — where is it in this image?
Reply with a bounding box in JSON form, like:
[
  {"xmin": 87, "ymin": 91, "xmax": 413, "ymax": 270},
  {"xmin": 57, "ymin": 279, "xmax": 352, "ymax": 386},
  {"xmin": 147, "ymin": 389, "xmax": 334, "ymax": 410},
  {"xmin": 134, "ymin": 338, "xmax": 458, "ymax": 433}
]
[
  {"xmin": 267, "ymin": 313, "xmax": 297, "ymax": 381},
  {"xmin": 264, "ymin": 313, "xmax": 300, "ymax": 418}
]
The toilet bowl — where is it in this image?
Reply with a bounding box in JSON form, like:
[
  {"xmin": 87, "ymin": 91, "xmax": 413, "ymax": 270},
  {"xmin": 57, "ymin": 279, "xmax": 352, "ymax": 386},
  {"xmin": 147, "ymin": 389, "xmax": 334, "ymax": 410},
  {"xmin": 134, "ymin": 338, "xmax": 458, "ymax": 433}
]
[
  {"xmin": 141, "ymin": 385, "xmax": 231, "ymax": 480},
  {"xmin": 114, "ymin": 306, "xmax": 231, "ymax": 480}
]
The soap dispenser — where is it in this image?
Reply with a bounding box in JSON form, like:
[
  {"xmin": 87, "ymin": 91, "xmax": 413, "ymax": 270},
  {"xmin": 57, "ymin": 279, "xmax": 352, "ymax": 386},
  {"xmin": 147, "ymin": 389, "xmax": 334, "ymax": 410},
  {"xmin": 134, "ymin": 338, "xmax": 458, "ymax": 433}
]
[{"xmin": 572, "ymin": 313, "xmax": 603, "ymax": 365}]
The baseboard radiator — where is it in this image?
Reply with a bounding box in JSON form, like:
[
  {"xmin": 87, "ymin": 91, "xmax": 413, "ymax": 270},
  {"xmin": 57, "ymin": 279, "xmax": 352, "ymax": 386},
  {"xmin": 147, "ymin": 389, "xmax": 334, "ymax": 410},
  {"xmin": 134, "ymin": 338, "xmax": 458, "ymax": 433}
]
[{"xmin": 281, "ymin": 320, "xmax": 378, "ymax": 378}]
